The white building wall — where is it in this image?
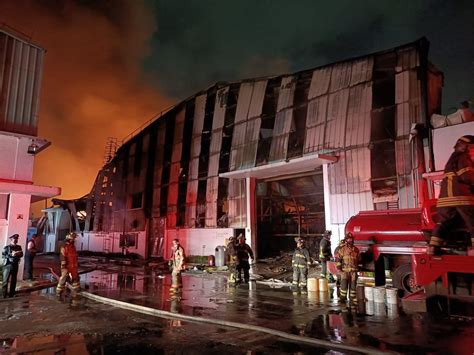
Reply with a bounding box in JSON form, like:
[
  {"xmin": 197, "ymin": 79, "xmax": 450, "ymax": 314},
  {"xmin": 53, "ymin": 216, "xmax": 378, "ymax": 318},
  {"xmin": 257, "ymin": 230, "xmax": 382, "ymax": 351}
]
[
  {"xmin": 5, "ymin": 193, "xmax": 31, "ymax": 279},
  {"xmin": 0, "ymin": 134, "xmax": 35, "ymax": 181}
]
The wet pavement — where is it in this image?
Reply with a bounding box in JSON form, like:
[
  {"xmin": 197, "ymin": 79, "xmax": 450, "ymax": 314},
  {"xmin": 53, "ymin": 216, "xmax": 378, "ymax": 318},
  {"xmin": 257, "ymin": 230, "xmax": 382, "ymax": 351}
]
[
  {"xmin": 2, "ymin": 257, "xmax": 474, "ymax": 354},
  {"xmin": 78, "ymin": 264, "xmax": 474, "ymax": 354}
]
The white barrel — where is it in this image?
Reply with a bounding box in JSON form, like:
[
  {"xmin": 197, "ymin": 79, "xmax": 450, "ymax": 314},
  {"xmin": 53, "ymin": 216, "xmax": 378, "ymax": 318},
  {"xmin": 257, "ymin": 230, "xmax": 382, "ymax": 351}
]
[
  {"xmin": 364, "ymin": 286, "xmax": 374, "ymax": 301},
  {"xmin": 387, "ymin": 304, "xmax": 399, "ymax": 318},
  {"xmin": 365, "ymin": 301, "xmax": 374, "ymax": 315},
  {"xmin": 373, "ymin": 286, "xmax": 386, "ymax": 303},
  {"xmin": 307, "ymin": 278, "xmax": 319, "ymax": 292},
  {"xmin": 318, "ymin": 278, "xmax": 328, "ymax": 292},
  {"xmin": 386, "ymin": 288, "xmax": 398, "ymax": 305},
  {"xmin": 307, "ymin": 291, "xmax": 318, "ymax": 302},
  {"xmin": 319, "ymin": 291, "xmax": 329, "ymax": 304},
  {"xmin": 374, "ymin": 302, "xmax": 387, "ymax": 316}
]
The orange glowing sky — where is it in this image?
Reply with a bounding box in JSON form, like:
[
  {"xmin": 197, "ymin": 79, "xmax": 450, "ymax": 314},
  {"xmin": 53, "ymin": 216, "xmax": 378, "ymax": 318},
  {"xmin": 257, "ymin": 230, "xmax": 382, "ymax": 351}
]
[{"xmin": 0, "ymin": 1, "xmax": 172, "ymax": 214}]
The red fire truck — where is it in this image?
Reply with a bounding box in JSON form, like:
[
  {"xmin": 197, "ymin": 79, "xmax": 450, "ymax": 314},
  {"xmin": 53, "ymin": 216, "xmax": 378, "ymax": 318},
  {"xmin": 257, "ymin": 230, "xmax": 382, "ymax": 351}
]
[{"xmin": 345, "ymin": 119, "xmax": 474, "ymax": 298}]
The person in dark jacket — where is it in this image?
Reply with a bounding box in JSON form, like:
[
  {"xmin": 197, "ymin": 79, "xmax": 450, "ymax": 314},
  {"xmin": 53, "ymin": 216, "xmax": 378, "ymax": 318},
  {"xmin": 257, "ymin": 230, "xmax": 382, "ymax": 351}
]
[
  {"xmin": 319, "ymin": 230, "xmax": 333, "ymax": 279},
  {"xmin": 291, "ymin": 238, "xmax": 311, "ymax": 292},
  {"xmin": 24, "ymin": 233, "xmax": 39, "ymax": 281},
  {"xmin": 2, "ymin": 234, "xmax": 24, "ymax": 298},
  {"xmin": 429, "ymin": 135, "xmax": 474, "ymax": 255},
  {"xmin": 235, "ymin": 234, "xmax": 254, "ymax": 283}
]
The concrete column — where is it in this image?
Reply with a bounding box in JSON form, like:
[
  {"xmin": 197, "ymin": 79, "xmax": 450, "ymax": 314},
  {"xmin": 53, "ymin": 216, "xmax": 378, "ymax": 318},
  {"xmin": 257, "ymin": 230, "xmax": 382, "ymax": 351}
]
[
  {"xmin": 245, "ymin": 177, "xmax": 257, "ymax": 258},
  {"xmin": 6, "ymin": 193, "xmax": 32, "ymax": 281}
]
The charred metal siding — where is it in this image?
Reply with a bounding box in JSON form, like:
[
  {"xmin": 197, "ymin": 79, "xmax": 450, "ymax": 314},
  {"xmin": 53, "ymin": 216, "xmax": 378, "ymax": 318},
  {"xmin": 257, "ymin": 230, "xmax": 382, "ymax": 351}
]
[
  {"xmin": 87, "ymin": 38, "xmax": 441, "ymax": 239},
  {"xmin": 0, "ymin": 29, "xmax": 44, "ymax": 136}
]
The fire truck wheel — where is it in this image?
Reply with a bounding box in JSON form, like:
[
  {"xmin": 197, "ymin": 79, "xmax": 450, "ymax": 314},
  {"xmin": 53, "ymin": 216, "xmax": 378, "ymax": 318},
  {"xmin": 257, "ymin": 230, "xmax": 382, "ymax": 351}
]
[{"xmin": 392, "ymin": 263, "xmax": 418, "ymax": 294}]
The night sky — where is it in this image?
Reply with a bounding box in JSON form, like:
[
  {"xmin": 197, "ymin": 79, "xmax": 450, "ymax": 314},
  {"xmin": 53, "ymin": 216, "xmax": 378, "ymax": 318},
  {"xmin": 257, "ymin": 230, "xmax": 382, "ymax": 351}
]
[{"xmin": 1, "ymin": 0, "xmax": 473, "ymax": 211}]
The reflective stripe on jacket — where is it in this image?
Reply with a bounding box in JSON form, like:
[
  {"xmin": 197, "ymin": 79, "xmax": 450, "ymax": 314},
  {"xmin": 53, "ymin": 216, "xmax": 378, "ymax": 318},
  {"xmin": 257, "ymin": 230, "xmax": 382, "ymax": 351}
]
[{"xmin": 292, "ymin": 247, "xmax": 311, "ymax": 269}]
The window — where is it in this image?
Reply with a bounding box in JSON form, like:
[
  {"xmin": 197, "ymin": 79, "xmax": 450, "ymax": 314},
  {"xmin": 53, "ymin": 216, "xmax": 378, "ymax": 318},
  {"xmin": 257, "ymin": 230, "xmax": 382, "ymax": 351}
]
[{"xmin": 130, "ymin": 192, "xmax": 143, "ymax": 209}]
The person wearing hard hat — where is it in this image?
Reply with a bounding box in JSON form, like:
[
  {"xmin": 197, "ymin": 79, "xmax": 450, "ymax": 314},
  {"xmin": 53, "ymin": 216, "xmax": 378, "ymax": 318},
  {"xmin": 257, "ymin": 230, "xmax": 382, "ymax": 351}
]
[
  {"xmin": 2, "ymin": 234, "xmax": 23, "ymax": 298},
  {"xmin": 336, "ymin": 233, "xmax": 360, "ymax": 304},
  {"xmin": 429, "ymin": 135, "xmax": 474, "ymax": 255},
  {"xmin": 235, "ymin": 233, "xmax": 254, "ymax": 284},
  {"xmin": 56, "ymin": 232, "xmax": 80, "ymax": 295},
  {"xmin": 291, "ymin": 238, "xmax": 311, "ymax": 293}
]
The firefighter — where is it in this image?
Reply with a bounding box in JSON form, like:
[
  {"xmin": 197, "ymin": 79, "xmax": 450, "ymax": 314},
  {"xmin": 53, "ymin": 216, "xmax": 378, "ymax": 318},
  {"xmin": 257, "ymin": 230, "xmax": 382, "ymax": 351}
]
[
  {"xmin": 333, "ymin": 238, "xmax": 346, "ymax": 289},
  {"xmin": 225, "ymin": 236, "xmax": 238, "ymax": 285},
  {"xmin": 336, "ymin": 233, "xmax": 360, "ymax": 304},
  {"xmin": 56, "ymin": 232, "xmax": 80, "ymax": 295},
  {"xmin": 2, "ymin": 234, "xmax": 23, "ymax": 298},
  {"xmin": 291, "ymin": 238, "xmax": 311, "ymax": 292},
  {"xmin": 170, "ymin": 239, "xmax": 186, "ymax": 293},
  {"xmin": 429, "ymin": 135, "xmax": 474, "ymax": 255},
  {"xmin": 319, "ymin": 230, "xmax": 333, "ymax": 280},
  {"xmin": 235, "ymin": 233, "xmax": 254, "ymax": 283}
]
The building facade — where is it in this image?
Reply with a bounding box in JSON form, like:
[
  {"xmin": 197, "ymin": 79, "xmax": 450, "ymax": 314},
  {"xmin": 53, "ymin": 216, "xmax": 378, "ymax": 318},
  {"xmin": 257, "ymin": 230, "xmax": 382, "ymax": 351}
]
[
  {"xmin": 73, "ymin": 38, "xmax": 443, "ymax": 259},
  {"xmin": 0, "ymin": 26, "xmax": 60, "ymax": 277}
]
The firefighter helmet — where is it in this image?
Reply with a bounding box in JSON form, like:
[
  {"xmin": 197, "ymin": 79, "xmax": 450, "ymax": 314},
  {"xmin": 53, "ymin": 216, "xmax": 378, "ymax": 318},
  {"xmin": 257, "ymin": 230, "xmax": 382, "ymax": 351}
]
[
  {"xmin": 237, "ymin": 233, "xmax": 245, "ymax": 241},
  {"xmin": 65, "ymin": 232, "xmax": 77, "ymax": 240},
  {"xmin": 457, "ymin": 135, "xmax": 474, "ymax": 144},
  {"xmin": 296, "ymin": 238, "xmax": 305, "ymax": 244}
]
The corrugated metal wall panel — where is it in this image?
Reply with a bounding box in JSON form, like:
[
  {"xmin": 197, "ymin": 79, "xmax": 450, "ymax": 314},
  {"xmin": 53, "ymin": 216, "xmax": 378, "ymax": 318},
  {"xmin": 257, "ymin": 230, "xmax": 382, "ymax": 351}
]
[
  {"xmin": 190, "ymin": 137, "xmax": 201, "ymax": 159},
  {"xmin": 304, "ymin": 95, "xmax": 328, "ymax": 153},
  {"xmin": 345, "ymin": 83, "xmax": 372, "ymax": 147},
  {"xmin": 210, "ymin": 130, "xmax": 222, "ymax": 153},
  {"xmin": 205, "ymin": 176, "xmax": 218, "ymax": 227},
  {"xmin": 397, "ymin": 47, "xmax": 419, "ymax": 70},
  {"xmin": 241, "ymin": 117, "xmax": 261, "ymax": 168},
  {"xmin": 0, "ymin": 31, "xmax": 44, "ymax": 135},
  {"xmin": 329, "ymin": 62, "xmax": 352, "ymax": 93},
  {"xmin": 186, "ymin": 179, "xmax": 198, "ymax": 204},
  {"xmin": 173, "ymin": 108, "xmax": 185, "ymax": 143},
  {"xmin": 350, "ymin": 57, "xmax": 373, "ymax": 85},
  {"xmin": 235, "ymin": 82, "xmax": 253, "ymax": 123},
  {"xmin": 185, "ymin": 204, "xmax": 196, "ymax": 227},
  {"xmin": 325, "ymin": 89, "xmax": 349, "ymax": 149},
  {"xmin": 308, "ymin": 67, "xmax": 331, "ymax": 99},
  {"xmin": 395, "ymin": 71, "xmax": 410, "ymax": 104},
  {"xmin": 213, "ymin": 87, "xmax": 229, "ymax": 130},
  {"xmin": 248, "ymin": 80, "xmax": 267, "ymax": 118},
  {"xmin": 269, "ymin": 109, "xmax": 293, "ymax": 161},
  {"xmin": 346, "ymin": 148, "xmax": 371, "ymax": 193},
  {"xmin": 395, "ymin": 70, "xmax": 422, "ymax": 137},
  {"xmin": 395, "ymin": 139, "xmax": 414, "ymax": 208},
  {"xmin": 188, "ymin": 158, "xmax": 199, "ymax": 180},
  {"xmin": 171, "ymin": 142, "xmax": 182, "ymax": 163},
  {"xmin": 277, "ymin": 76, "xmax": 295, "ymax": 112},
  {"xmin": 193, "ymin": 94, "xmax": 207, "ymax": 135},
  {"xmin": 330, "ymin": 191, "xmax": 373, "ymax": 224},
  {"xmin": 208, "ymin": 153, "xmax": 220, "ymax": 177}
]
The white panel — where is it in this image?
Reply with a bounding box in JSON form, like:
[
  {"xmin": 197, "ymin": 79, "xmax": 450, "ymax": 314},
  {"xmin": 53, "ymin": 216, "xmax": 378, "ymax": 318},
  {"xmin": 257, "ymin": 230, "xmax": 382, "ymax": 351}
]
[
  {"xmin": 213, "ymin": 87, "xmax": 229, "ymax": 130},
  {"xmin": 350, "ymin": 57, "xmax": 373, "ymax": 85},
  {"xmin": 248, "ymin": 80, "xmax": 267, "ymax": 118},
  {"xmin": 277, "ymin": 76, "xmax": 295, "ymax": 112},
  {"xmin": 171, "ymin": 142, "xmax": 182, "ymax": 163},
  {"xmin": 205, "ymin": 202, "xmax": 217, "ymax": 227},
  {"xmin": 325, "ymin": 89, "xmax": 349, "ymax": 149},
  {"xmin": 306, "ymin": 95, "xmax": 328, "ymax": 127},
  {"xmin": 235, "ymin": 82, "xmax": 253, "ymax": 123},
  {"xmin": 174, "ymin": 108, "xmax": 185, "ymax": 142},
  {"xmin": 308, "ymin": 67, "xmax": 332, "ymax": 99},
  {"xmin": 193, "ymin": 94, "xmax": 207, "ymax": 135},
  {"xmin": 345, "ymin": 83, "xmax": 372, "ymax": 147},
  {"xmin": 206, "ymin": 176, "xmax": 219, "ymax": 202},
  {"xmin": 395, "ymin": 71, "xmax": 409, "ymax": 104},
  {"xmin": 188, "ymin": 158, "xmax": 199, "ymax": 180},
  {"xmin": 269, "ymin": 110, "xmax": 293, "ymax": 161},
  {"xmin": 208, "ymin": 153, "xmax": 220, "ymax": 177},
  {"xmin": 185, "ymin": 204, "xmax": 196, "ymax": 227},
  {"xmin": 190, "ymin": 137, "xmax": 201, "ymax": 158},
  {"xmin": 167, "ymin": 183, "xmax": 178, "ymax": 206},
  {"xmin": 329, "ymin": 62, "xmax": 352, "ymax": 93},
  {"xmin": 210, "ymin": 130, "xmax": 223, "ymax": 153},
  {"xmin": 169, "ymin": 162, "xmax": 180, "ymax": 184},
  {"xmin": 397, "ymin": 47, "xmax": 419, "ymax": 70}
]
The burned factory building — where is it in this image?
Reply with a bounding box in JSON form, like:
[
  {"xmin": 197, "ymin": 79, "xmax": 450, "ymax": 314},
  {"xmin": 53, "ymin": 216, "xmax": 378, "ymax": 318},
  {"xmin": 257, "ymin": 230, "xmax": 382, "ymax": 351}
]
[{"xmin": 60, "ymin": 38, "xmax": 443, "ymax": 259}]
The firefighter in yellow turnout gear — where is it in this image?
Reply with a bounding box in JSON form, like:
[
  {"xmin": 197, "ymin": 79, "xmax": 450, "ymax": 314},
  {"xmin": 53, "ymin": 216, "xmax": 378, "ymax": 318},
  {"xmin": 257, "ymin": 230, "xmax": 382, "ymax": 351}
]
[
  {"xmin": 336, "ymin": 233, "xmax": 360, "ymax": 304},
  {"xmin": 170, "ymin": 239, "xmax": 186, "ymax": 293},
  {"xmin": 291, "ymin": 238, "xmax": 311, "ymax": 292},
  {"xmin": 429, "ymin": 135, "xmax": 474, "ymax": 255}
]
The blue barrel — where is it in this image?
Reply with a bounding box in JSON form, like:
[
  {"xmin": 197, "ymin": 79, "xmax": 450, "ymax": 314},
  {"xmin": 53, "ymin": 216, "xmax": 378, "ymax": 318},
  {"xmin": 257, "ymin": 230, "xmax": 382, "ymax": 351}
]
[{"xmin": 215, "ymin": 245, "xmax": 226, "ymax": 267}]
